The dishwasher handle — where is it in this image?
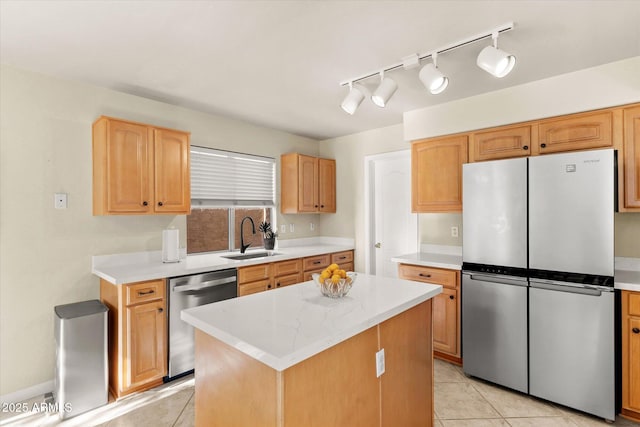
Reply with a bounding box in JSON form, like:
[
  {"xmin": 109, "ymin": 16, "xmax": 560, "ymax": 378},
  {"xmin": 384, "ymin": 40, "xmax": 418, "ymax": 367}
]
[
  {"xmin": 173, "ymin": 276, "xmax": 236, "ymax": 293},
  {"xmin": 464, "ymin": 272, "xmax": 528, "ymax": 287},
  {"xmin": 529, "ymin": 279, "xmax": 606, "ymax": 296}
]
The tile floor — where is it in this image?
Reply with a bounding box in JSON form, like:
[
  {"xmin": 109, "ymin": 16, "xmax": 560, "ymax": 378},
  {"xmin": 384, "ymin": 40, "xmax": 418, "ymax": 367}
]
[{"xmin": 1, "ymin": 359, "xmax": 639, "ymax": 426}]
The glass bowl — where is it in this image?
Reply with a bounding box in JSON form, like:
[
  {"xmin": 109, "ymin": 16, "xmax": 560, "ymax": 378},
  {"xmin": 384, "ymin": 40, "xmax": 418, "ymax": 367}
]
[{"xmin": 312, "ymin": 272, "xmax": 357, "ymax": 298}]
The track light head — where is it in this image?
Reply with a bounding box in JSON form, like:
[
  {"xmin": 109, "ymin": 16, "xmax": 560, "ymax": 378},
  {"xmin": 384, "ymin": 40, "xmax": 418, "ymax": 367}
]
[
  {"xmin": 477, "ymin": 32, "xmax": 516, "ymax": 78},
  {"xmin": 419, "ymin": 53, "xmax": 449, "ymax": 94},
  {"xmin": 340, "ymin": 82, "xmax": 366, "ymax": 115},
  {"xmin": 371, "ymin": 72, "xmax": 398, "ymax": 107}
]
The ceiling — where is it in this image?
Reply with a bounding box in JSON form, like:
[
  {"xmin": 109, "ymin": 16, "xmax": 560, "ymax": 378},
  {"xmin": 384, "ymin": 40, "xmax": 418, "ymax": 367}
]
[{"xmin": 1, "ymin": 1, "xmax": 639, "ymax": 140}]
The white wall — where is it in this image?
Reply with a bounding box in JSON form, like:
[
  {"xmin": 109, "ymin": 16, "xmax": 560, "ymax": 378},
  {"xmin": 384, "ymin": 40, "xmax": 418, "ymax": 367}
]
[{"xmin": 0, "ymin": 65, "xmax": 319, "ymax": 396}]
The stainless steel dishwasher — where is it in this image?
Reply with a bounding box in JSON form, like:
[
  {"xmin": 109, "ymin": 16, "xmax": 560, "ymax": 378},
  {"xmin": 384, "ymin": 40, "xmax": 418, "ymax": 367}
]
[{"xmin": 168, "ymin": 268, "xmax": 237, "ymax": 380}]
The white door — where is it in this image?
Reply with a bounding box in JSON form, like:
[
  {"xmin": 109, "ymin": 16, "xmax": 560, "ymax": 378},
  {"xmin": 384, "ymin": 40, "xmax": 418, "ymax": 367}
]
[{"xmin": 367, "ymin": 151, "xmax": 417, "ymax": 277}]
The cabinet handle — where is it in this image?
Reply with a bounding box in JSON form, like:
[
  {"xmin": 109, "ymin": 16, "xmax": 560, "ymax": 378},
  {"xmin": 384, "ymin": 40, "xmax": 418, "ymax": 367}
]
[
  {"xmin": 314, "ymin": 205, "xmax": 318, "ymax": 208},
  {"xmin": 449, "ymin": 295, "xmax": 455, "ymax": 300},
  {"xmin": 142, "ymin": 201, "xmax": 148, "ymax": 206},
  {"xmin": 313, "ymin": 261, "xmax": 322, "ymax": 265},
  {"xmin": 540, "ymin": 143, "xmax": 547, "ymax": 148},
  {"xmin": 633, "ymin": 328, "xmax": 640, "ymax": 334},
  {"xmin": 522, "ymin": 145, "xmax": 529, "ymax": 150},
  {"xmin": 138, "ymin": 289, "xmax": 155, "ymax": 296},
  {"xmin": 277, "ymin": 282, "xmax": 281, "ymax": 287},
  {"xmin": 267, "ymin": 284, "xmax": 272, "ymax": 289},
  {"xmin": 419, "ymin": 273, "xmax": 432, "ymax": 278},
  {"xmin": 338, "ymin": 256, "xmax": 346, "ymax": 260},
  {"xmin": 158, "ymin": 308, "xmax": 164, "ymax": 313},
  {"xmin": 158, "ymin": 201, "xmax": 164, "ymax": 207},
  {"xmin": 320, "ymin": 205, "xmax": 324, "ymax": 208}
]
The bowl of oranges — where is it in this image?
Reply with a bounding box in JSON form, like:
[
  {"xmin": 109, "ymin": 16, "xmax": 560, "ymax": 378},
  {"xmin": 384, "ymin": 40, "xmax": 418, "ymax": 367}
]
[{"xmin": 312, "ymin": 263, "xmax": 356, "ymax": 298}]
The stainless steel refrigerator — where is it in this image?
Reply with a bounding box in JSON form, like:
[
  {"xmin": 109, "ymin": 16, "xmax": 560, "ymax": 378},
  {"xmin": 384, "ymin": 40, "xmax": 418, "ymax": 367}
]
[{"xmin": 462, "ymin": 149, "xmax": 616, "ymax": 421}]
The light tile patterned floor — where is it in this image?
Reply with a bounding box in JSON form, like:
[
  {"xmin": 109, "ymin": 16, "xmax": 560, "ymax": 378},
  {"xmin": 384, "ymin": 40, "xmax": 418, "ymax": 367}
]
[{"xmin": 2, "ymin": 359, "xmax": 639, "ymax": 426}]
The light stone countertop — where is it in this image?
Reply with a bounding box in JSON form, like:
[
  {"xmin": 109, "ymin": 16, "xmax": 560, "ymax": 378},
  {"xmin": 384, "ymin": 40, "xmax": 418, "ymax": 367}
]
[
  {"xmin": 391, "ymin": 244, "xmax": 463, "ymax": 270},
  {"xmin": 181, "ymin": 273, "xmax": 442, "ymax": 371},
  {"xmin": 92, "ymin": 238, "xmax": 354, "ymax": 284},
  {"xmin": 615, "ymin": 257, "xmax": 640, "ymax": 292}
]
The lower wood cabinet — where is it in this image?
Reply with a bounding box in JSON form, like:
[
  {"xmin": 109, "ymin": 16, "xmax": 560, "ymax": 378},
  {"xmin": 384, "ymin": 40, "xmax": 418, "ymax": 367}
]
[
  {"xmin": 239, "ymin": 251, "xmax": 355, "ymax": 295},
  {"xmin": 398, "ymin": 263, "xmax": 461, "ymax": 364},
  {"xmin": 622, "ymin": 290, "xmax": 640, "ymax": 422},
  {"xmin": 100, "ymin": 278, "xmax": 167, "ymax": 398}
]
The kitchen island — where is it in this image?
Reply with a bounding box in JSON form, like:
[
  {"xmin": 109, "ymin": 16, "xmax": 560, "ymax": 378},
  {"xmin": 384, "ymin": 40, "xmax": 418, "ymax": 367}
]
[{"xmin": 182, "ymin": 274, "xmax": 442, "ymax": 427}]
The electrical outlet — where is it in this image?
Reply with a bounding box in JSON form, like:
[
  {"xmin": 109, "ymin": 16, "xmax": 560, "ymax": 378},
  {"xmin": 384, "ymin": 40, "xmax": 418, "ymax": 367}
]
[
  {"xmin": 280, "ymin": 224, "xmax": 286, "ymax": 234},
  {"xmin": 310, "ymin": 222, "xmax": 315, "ymax": 231},
  {"xmin": 54, "ymin": 193, "xmax": 68, "ymax": 209},
  {"xmin": 289, "ymin": 223, "xmax": 295, "ymax": 233},
  {"xmin": 451, "ymin": 226, "xmax": 459, "ymax": 237},
  {"xmin": 376, "ymin": 349, "xmax": 385, "ymax": 377}
]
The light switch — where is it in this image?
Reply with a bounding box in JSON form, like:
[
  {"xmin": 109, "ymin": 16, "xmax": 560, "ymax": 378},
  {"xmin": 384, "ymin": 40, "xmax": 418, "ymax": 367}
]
[
  {"xmin": 289, "ymin": 223, "xmax": 295, "ymax": 232},
  {"xmin": 280, "ymin": 224, "xmax": 286, "ymax": 234},
  {"xmin": 451, "ymin": 226, "xmax": 459, "ymax": 237}
]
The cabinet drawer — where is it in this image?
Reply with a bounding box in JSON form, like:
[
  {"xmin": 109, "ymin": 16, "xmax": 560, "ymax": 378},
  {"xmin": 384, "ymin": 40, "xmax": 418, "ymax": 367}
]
[
  {"xmin": 331, "ymin": 251, "xmax": 354, "ymax": 264},
  {"xmin": 303, "ymin": 254, "xmax": 331, "ymax": 271},
  {"xmin": 341, "ymin": 262, "xmax": 354, "ymax": 273},
  {"xmin": 275, "ymin": 272, "xmax": 303, "ymax": 288},
  {"xmin": 303, "ymin": 270, "xmax": 323, "ymax": 282},
  {"xmin": 273, "ymin": 259, "xmax": 302, "ymax": 277},
  {"xmin": 238, "ymin": 279, "xmax": 271, "ymax": 296},
  {"xmin": 398, "ymin": 264, "xmax": 457, "ymax": 289},
  {"xmin": 238, "ymin": 264, "xmax": 272, "ymax": 284},
  {"xmin": 626, "ymin": 291, "xmax": 640, "ymax": 316},
  {"xmin": 126, "ymin": 279, "xmax": 165, "ymax": 306}
]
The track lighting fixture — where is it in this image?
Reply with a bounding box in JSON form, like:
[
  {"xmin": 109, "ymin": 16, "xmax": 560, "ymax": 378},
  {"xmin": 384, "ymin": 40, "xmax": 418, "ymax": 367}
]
[
  {"xmin": 371, "ymin": 71, "xmax": 398, "ymax": 108},
  {"xmin": 340, "ymin": 82, "xmax": 366, "ymax": 115},
  {"xmin": 476, "ymin": 31, "xmax": 516, "ymax": 78},
  {"xmin": 338, "ymin": 22, "xmax": 515, "ymax": 113},
  {"xmin": 419, "ymin": 52, "xmax": 449, "ymax": 95}
]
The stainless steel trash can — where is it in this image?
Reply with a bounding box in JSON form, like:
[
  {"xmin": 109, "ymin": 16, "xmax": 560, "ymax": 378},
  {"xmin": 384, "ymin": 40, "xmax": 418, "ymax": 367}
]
[{"xmin": 54, "ymin": 299, "xmax": 108, "ymax": 419}]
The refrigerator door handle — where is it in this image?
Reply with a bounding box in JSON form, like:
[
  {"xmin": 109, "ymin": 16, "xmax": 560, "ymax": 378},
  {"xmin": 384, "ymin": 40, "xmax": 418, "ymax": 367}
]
[
  {"xmin": 465, "ymin": 273, "xmax": 528, "ymax": 287},
  {"xmin": 529, "ymin": 280, "xmax": 605, "ymax": 296}
]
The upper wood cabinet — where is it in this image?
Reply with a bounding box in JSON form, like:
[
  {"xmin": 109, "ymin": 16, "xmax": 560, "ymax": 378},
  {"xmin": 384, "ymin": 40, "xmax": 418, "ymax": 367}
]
[
  {"xmin": 93, "ymin": 116, "xmax": 190, "ymax": 215},
  {"xmin": 469, "ymin": 124, "xmax": 532, "ymax": 162},
  {"xmin": 281, "ymin": 153, "xmax": 336, "ymax": 214},
  {"xmin": 623, "ymin": 105, "xmax": 640, "ymax": 209},
  {"xmin": 411, "ymin": 135, "xmax": 468, "ymax": 213},
  {"xmin": 537, "ymin": 110, "xmax": 613, "ymax": 154}
]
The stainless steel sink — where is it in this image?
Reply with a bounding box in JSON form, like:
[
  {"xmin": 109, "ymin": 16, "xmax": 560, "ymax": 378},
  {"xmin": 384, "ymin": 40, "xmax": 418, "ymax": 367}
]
[{"xmin": 221, "ymin": 251, "xmax": 281, "ymax": 260}]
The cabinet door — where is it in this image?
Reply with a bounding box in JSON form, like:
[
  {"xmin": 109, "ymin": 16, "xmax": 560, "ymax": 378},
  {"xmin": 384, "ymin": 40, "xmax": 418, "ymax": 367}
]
[
  {"xmin": 106, "ymin": 120, "xmax": 153, "ymax": 213},
  {"xmin": 298, "ymin": 155, "xmax": 319, "ymax": 212},
  {"xmin": 318, "ymin": 158, "xmax": 336, "ymax": 213},
  {"xmin": 238, "ymin": 264, "xmax": 272, "ymax": 284},
  {"xmin": 125, "ymin": 300, "xmax": 166, "ymax": 389},
  {"xmin": 624, "ymin": 106, "xmax": 640, "ymax": 209},
  {"xmin": 432, "ymin": 288, "xmax": 458, "ymax": 355},
  {"xmin": 412, "ymin": 135, "xmax": 468, "ymax": 212},
  {"xmin": 470, "ymin": 125, "xmax": 531, "ymax": 161},
  {"xmin": 538, "ymin": 111, "xmax": 613, "ymax": 154},
  {"xmin": 154, "ymin": 128, "xmax": 190, "ymax": 214}
]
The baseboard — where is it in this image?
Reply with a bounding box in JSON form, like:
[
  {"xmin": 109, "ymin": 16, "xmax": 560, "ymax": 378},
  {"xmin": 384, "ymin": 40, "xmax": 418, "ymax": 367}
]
[
  {"xmin": 620, "ymin": 408, "xmax": 640, "ymax": 423},
  {"xmin": 0, "ymin": 380, "xmax": 53, "ymax": 404},
  {"xmin": 434, "ymin": 351, "xmax": 462, "ymax": 366}
]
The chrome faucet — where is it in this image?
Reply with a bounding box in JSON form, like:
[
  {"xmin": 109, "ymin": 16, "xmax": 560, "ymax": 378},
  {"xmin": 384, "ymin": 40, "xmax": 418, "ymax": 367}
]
[{"xmin": 240, "ymin": 216, "xmax": 256, "ymax": 254}]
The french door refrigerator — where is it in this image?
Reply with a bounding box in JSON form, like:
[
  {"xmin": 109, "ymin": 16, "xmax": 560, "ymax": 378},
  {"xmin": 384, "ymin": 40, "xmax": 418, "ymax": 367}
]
[{"xmin": 462, "ymin": 149, "xmax": 616, "ymax": 421}]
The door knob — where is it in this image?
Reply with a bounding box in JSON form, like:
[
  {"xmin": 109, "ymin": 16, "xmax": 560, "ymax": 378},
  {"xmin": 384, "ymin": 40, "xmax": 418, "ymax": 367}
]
[{"xmin": 375, "ymin": 242, "xmax": 381, "ymax": 248}]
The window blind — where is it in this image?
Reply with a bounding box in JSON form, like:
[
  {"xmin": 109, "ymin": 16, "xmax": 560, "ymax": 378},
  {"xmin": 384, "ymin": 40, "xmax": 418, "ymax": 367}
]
[{"xmin": 190, "ymin": 146, "xmax": 275, "ymax": 207}]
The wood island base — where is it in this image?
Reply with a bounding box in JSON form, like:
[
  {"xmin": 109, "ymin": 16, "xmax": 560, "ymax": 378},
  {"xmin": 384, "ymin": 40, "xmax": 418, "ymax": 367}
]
[{"xmin": 194, "ymin": 300, "xmax": 433, "ymax": 427}]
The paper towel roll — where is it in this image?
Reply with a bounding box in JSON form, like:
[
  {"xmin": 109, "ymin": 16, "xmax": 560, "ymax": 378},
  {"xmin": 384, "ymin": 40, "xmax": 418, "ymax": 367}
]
[{"xmin": 162, "ymin": 228, "xmax": 180, "ymax": 263}]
